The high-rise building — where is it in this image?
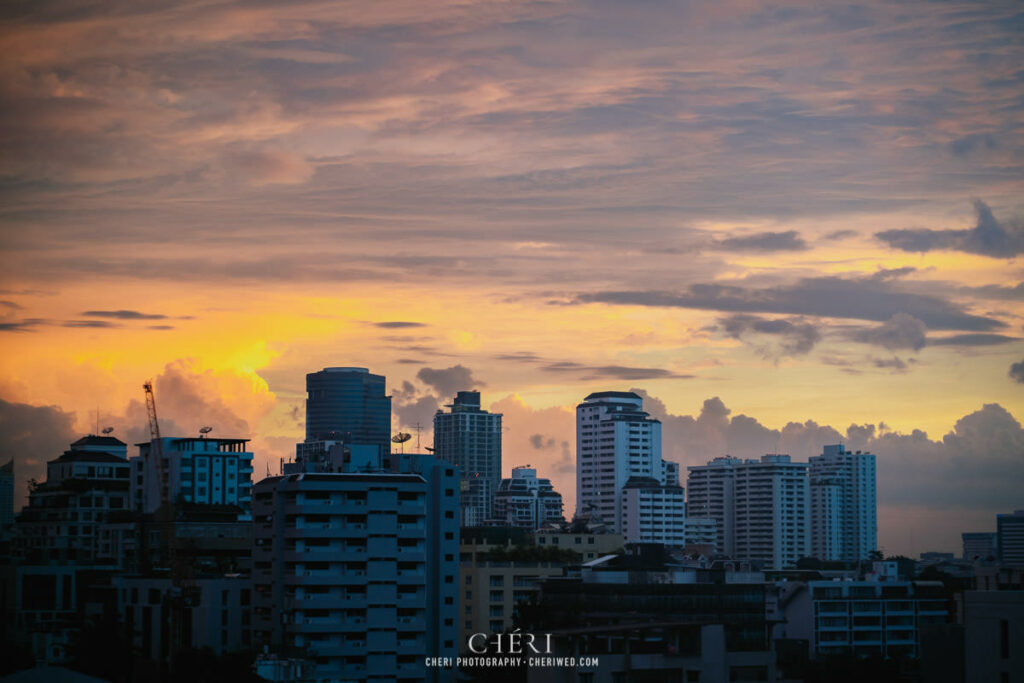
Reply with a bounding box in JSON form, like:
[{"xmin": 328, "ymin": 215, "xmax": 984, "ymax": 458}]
[
  {"xmin": 734, "ymin": 455, "xmax": 809, "ymax": 570},
  {"xmin": 252, "ymin": 459, "xmax": 458, "ymax": 683},
  {"xmin": 687, "ymin": 454, "xmax": 809, "ymax": 569},
  {"xmin": 130, "ymin": 436, "xmax": 253, "ymax": 518},
  {"xmin": 576, "ymin": 391, "xmax": 662, "ymax": 534},
  {"xmin": 686, "ymin": 456, "xmax": 742, "ymax": 555},
  {"xmin": 997, "ymin": 510, "xmax": 1024, "ymax": 566},
  {"xmin": 433, "ymin": 391, "xmax": 502, "ymax": 526},
  {"xmin": 620, "ymin": 476, "xmax": 687, "ymax": 546},
  {"xmin": 305, "ymin": 367, "xmax": 391, "ymax": 454},
  {"xmin": 962, "ymin": 531, "xmax": 997, "ymax": 561},
  {"xmin": 490, "ymin": 466, "xmax": 564, "ymax": 530},
  {"xmin": 809, "ymin": 444, "xmax": 877, "ymax": 562}
]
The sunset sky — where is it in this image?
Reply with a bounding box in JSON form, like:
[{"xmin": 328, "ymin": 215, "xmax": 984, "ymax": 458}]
[{"xmin": 1, "ymin": 0, "xmax": 1022, "ymax": 556}]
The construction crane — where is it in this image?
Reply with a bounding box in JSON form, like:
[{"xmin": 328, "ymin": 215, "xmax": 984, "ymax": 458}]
[{"xmin": 143, "ymin": 381, "xmax": 194, "ymax": 670}]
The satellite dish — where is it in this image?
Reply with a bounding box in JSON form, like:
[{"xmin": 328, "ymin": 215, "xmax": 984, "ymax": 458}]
[
  {"xmin": 101, "ymin": 427, "xmax": 115, "ymax": 435},
  {"xmin": 391, "ymin": 432, "xmax": 412, "ymax": 454},
  {"xmin": 199, "ymin": 426, "xmax": 213, "ymax": 437}
]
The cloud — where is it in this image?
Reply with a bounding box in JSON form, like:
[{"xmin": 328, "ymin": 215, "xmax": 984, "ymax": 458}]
[
  {"xmin": 930, "ymin": 333, "xmax": 1019, "ymax": 346},
  {"xmin": 147, "ymin": 324, "xmax": 175, "ymax": 330},
  {"xmin": 0, "ymin": 398, "xmax": 78, "ymax": 509},
  {"xmin": 529, "ymin": 433, "xmax": 557, "ymax": 450},
  {"xmin": 82, "ymin": 310, "xmax": 168, "ymax": 320},
  {"xmin": 576, "ymin": 274, "xmax": 1003, "ymax": 331},
  {"xmin": 632, "ymin": 390, "xmax": 1024, "ymax": 553},
  {"xmin": 822, "ymin": 229, "xmax": 856, "ymax": 241},
  {"xmin": 715, "ymin": 230, "xmax": 808, "ymax": 251},
  {"xmin": 852, "ymin": 313, "xmax": 927, "ymax": 351},
  {"xmin": 540, "ymin": 362, "xmax": 693, "ymax": 381},
  {"xmin": 0, "ymin": 301, "xmax": 23, "ymax": 310},
  {"xmin": 872, "ymin": 356, "xmax": 909, "ymax": 372},
  {"xmin": 391, "ymin": 380, "xmax": 440, "ymax": 431},
  {"xmin": 870, "ymin": 267, "xmax": 916, "ymax": 281},
  {"xmin": 62, "ymin": 320, "xmax": 119, "ymax": 328},
  {"xmin": 0, "ymin": 319, "xmax": 45, "ymax": 332},
  {"xmin": 875, "ymin": 200, "xmax": 1024, "ymax": 258},
  {"xmin": 416, "ymin": 364, "xmax": 482, "ymax": 399},
  {"xmin": 719, "ymin": 313, "xmax": 820, "ymax": 357},
  {"xmin": 373, "ymin": 321, "xmax": 427, "ymax": 329},
  {"xmin": 222, "ymin": 147, "xmax": 314, "ymax": 186},
  {"xmin": 1010, "ymin": 360, "xmax": 1024, "ymax": 384}
]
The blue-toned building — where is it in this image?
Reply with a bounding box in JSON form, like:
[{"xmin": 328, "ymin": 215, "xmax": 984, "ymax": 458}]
[
  {"xmin": 305, "ymin": 367, "xmax": 391, "ymax": 454},
  {"xmin": 129, "ymin": 437, "xmax": 253, "ymax": 518},
  {"xmin": 253, "ymin": 454, "xmax": 459, "ymax": 682}
]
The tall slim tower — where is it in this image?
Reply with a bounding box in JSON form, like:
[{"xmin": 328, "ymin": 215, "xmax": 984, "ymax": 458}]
[
  {"xmin": 305, "ymin": 367, "xmax": 391, "ymax": 454},
  {"xmin": 576, "ymin": 391, "xmax": 662, "ymax": 533},
  {"xmin": 809, "ymin": 444, "xmax": 877, "ymax": 562},
  {"xmin": 432, "ymin": 391, "xmax": 501, "ymax": 526},
  {"xmin": 733, "ymin": 455, "xmax": 809, "ymax": 570},
  {"xmin": 686, "ymin": 456, "xmax": 742, "ymax": 555}
]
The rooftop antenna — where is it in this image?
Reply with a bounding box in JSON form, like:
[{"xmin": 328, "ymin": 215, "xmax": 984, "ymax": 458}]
[
  {"xmin": 199, "ymin": 426, "xmax": 213, "ymax": 438},
  {"xmin": 414, "ymin": 422, "xmax": 422, "ymax": 451},
  {"xmin": 391, "ymin": 432, "xmax": 412, "ymax": 454},
  {"xmin": 102, "ymin": 426, "xmax": 115, "ymax": 435}
]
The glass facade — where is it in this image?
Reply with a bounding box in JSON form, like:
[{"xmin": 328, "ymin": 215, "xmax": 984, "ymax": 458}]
[{"xmin": 305, "ymin": 367, "xmax": 391, "ymax": 451}]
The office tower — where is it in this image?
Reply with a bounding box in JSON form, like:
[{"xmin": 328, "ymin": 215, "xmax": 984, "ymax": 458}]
[
  {"xmin": 962, "ymin": 531, "xmax": 997, "ymax": 561},
  {"xmin": 576, "ymin": 391, "xmax": 662, "ymax": 534},
  {"xmin": 686, "ymin": 456, "xmax": 742, "ymax": 555},
  {"xmin": 130, "ymin": 436, "xmax": 254, "ymax": 518},
  {"xmin": 252, "ymin": 459, "xmax": 458, "ymax": 683},
  {"xmin": 733, "ymin": 455, "xmax": 809, "ymax": 570},
  {"xmin": 305, "ymin": 367, "xmax": 391, "ymax": 454},
  {"xmin": 15, "ymin": 435, "xmax": 130, "ymax": 562},
  {"xmin": 997, "ymin": 510, "xmax": 1024, "ymax": 566},
  {"xmin": 683, "ymin": 517, "xmax": 718, "ymax": 549},
  {"xmin": 491, "ymin": 466, "xmax": 564, "ymax": 530},
  {"xmin": 809, "ymin": 444, "xmax": 877, "ymax": 562},
  {"xmin": 0, "ymin": 459, "xmax": 13, "ymax": 539},
  {"xmin": 433, "ymin": 391, "xmax": 502, "ymax": 526},
  {"xmin": 620, "ymin": 476, "xmax": 686, "ymax": 546}
]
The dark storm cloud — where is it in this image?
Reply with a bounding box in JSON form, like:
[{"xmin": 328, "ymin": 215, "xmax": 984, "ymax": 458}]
[
  {"xmin": 930, "ymin": 334, "xmax": 1019, "ymax": 346},
  {"xmin": 715, "ymin": 230, "xmax": 808, "ymax": 252},
  {"xmin": 1010, "ymin": 360, "xmax": 1024, "ymax": 384},
  {"xmin": 416, "ymin": 365, "xmax": 482, "ymax": 399},
  {"xmin": 875, "ymin": 200, "xmax": 1024, "ymax": 258},
  {"xmin": 82, "ymin": 309, "xmax": 168, "ymax": 320},
  {"xmin": 852, "ymin": 313, "xmax": 927, "ymax": 351},
  {"xmin": 577, "ymin": 275, "xmax": 1003, "ymax": 331},
  {"xmin": 0, "ymin": 398, "xmax": 77, "ymax": 508},
  {"xmin": 372, "ymin": 321, "xmax": 427, "ymax": 329},
  {"xmin": 719, "ymin": 314, "xmax": 820, "ymax": 357}
]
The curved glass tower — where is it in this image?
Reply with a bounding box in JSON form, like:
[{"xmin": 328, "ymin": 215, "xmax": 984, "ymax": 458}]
[{"xmin": 305, "ymin": 367, "xmax": 391, "ymax": 452}]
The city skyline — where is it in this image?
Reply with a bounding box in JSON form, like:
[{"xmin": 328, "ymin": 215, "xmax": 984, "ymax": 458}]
[{"xmin": 1, "ymin": 1, "xmax": 1022, "ymax": 560}]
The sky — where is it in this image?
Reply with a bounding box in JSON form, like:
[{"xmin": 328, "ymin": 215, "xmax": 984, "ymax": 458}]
[{"xmin": 1, "ymin": 0, "xmax": 1022, "ymax": 557}]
